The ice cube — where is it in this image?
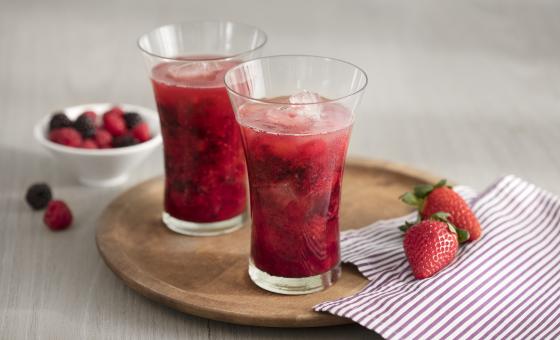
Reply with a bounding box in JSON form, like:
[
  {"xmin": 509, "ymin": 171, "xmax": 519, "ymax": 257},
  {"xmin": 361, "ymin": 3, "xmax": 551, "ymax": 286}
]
[
  {"xmin": 166, "ymin": 61, "xmax": 221, "ymax": 81},
  {"xmin": 288, "ymin": 90, "xmax": 323, "ymax": 120},
  {"xmin": 288, "ymin": 90, "xmax": 322, "ymax": 104},
  {"xmin": 263, "ymin": 105, "xmax": 313, "ymax": 130}
]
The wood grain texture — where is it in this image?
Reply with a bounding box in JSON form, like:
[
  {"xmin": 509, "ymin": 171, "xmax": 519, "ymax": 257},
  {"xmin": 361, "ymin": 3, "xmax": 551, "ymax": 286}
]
[
  {"xmin": 95, "ymin": 159, "xmax": 440, "ymax": 328},
  {"xmin": 1, "ymin": 0, "xmax": 560, "ymax": 339}
]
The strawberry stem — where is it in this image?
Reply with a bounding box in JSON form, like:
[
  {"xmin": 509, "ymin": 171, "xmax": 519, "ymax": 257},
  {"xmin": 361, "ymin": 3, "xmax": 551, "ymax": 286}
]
[
  {"xmin": 430, "ymin": 211, "xmax": 451, "ymax": 221},
  {"xmin": 430, "ymin": 211, "xmax": 470, "ymax": 243},
  {"xmin": 413, "ymin": 184, "xmax": 433, "ymax": 198},
  {"xmin": 400, "ymin": 179, "xmax": 449, "ymax": 210},
  {"xmin": 399, "ymin": 220, "xmax": 416, "ymax": 233},
  {"xmin": 400, "ymin": 192, "xmax": 421, "ymax": 207},
  {"xmin": 455, "ymin": 228, "xmax": 470, "ymax": 243},
  {"xmin": 434, "ymin": 179, "xmax": 448, "ymax": 189}
]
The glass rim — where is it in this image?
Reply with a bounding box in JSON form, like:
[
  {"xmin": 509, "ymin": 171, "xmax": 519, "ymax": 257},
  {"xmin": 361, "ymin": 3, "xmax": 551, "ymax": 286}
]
[
  {"xmin": 136, "ymin": 20, "xmax": 268, "ymax": 62},
  {"xmin": 224, "ymin": 54, "xmax": 368, "ymax": 106}
]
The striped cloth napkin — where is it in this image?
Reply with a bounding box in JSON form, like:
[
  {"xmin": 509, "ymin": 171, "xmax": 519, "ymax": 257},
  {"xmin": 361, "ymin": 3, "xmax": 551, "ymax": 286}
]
[{"xmin": 315, "ymin": 175, "xmax": 560, "ymax": 339}]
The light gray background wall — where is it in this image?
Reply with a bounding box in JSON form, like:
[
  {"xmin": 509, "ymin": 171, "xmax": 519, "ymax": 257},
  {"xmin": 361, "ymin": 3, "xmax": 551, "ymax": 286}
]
[{"xmin": 1, "ymin": 0, "xmax": 559, "ymax": 338}]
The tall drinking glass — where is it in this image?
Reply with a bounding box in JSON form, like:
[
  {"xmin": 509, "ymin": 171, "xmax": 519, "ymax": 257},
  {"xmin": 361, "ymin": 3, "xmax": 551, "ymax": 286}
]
[
  {"xmin": 138, "ymin": 22, "xmax": 267, "ymax": 236},
  {"xmin": 225, "ymin": 55, "xmax": 367, "ymax": 294}
]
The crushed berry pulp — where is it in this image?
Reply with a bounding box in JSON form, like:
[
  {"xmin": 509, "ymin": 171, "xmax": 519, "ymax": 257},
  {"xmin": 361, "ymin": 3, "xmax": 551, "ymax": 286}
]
[
  {"xmin": 151, "ymin": 57, "xmax": 247, "ymax": 223},
  {"xmin": 237, "ymin": 98, "xmax": 353, "ymax": 278}
]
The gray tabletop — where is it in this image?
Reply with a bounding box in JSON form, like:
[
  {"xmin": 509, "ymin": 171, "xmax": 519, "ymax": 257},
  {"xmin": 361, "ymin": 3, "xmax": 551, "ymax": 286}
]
[{"xmin": 2, "ymin": 0, "xmax": 559, "ymax": 339}]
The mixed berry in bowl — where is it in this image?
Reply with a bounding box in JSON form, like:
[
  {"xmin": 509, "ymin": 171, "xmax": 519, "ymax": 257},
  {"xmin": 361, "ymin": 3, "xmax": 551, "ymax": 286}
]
[
  {"xmin": 47, "ymin": 106, "xmax": 153, "ymax": 149},
  {"xmin": 34, "ymin": 103, "xmax": 162, "ymax": 187}
]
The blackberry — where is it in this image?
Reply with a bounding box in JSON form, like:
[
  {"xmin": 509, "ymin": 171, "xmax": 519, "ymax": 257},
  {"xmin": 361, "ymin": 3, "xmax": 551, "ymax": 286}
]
[
  {"xmin": 74, "ymin": 114, "xmax": 96, "ymax": 138},
  {"xmin": 48, "ymin": 112, "xmax": 73, "ymax": 131},
  {"xmin": 112, "ymin": 135, "xmax": 139, "ymax": 148},
  {"xmin": 25, "ymin": 183, "xmax": 52, "ymax": 210},
  {"xmin": 123, "ymin": 112, "xmax": 142, "ymax": 129}
]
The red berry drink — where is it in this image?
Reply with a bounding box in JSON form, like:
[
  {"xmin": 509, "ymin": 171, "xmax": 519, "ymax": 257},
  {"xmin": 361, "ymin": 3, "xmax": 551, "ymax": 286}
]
[
  {"xmin": 237, "ymin": 93, "xmax": 353, "ymax": 280},
  {"xmin": 151, "ymin": 58, "xmax": 247, "ymax": 228}
]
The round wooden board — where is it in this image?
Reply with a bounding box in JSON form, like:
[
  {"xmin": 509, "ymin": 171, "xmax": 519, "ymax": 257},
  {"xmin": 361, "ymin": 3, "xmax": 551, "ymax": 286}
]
[{"xmin": 96, "ymin": 158, "xmax": 440, "ymax": 328}]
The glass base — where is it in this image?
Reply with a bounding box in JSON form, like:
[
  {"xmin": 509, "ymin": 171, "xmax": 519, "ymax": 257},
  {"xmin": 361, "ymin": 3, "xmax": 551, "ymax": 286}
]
[
  {"xmin": 162, "ymin": 212, "xmax": 246, "ymax": 236},
  {"xmin": 248, "ymin": 259, "xmax": 341, "ymax": 295}
]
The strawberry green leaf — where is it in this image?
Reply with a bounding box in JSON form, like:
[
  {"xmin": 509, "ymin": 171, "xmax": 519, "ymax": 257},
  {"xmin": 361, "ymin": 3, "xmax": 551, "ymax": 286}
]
[
  {"xmin": 400, "ymin": 192, "xmax": 420, "ymax": 206},
  {"xmin": 399, "ymin": 221, "xmax": 416, "ymax": 233},
  {"xmin": 431, "ymin": 211, "xmax": 451, "ymax": 221},
  {"xmin": 434, "ymin": 179, "xmax": 447, "ymax": 188},
  {"xmin": 456, "ymin": 228, "xmax": 470, "ymax": 243},
  {"xmin": 447, "ymin": 223, "xmax": 457, "ymax": 233},
  {"xmin": 444, "ymin": 220, "xmax": 470, "ymax": 243},
  {"xmin": 413, "ymin": 184, "xmax": 434, "ymax": 198}
]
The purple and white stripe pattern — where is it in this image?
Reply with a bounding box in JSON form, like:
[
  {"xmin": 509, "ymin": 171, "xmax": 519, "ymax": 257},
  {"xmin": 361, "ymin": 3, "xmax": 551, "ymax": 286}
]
[{"xmin": 315, "ymin": 176, "xmax": 560, "ymax": 339}]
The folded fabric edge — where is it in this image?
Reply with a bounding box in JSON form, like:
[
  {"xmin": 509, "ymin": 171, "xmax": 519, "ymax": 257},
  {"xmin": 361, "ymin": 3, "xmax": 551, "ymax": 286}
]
[{"xmin": 313, "ymin": 175, "xmax": 554, "ymax": 327}]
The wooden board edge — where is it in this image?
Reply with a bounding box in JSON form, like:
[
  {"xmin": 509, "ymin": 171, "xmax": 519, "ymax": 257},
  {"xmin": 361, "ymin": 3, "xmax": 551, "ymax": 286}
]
[{"xmin": 95, "ymin": 158, "xmax": 442, "ymax": 328}]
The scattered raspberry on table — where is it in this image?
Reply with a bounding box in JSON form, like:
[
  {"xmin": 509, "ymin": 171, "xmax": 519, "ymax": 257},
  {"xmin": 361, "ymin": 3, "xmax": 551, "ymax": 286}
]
[{"xmin": 44, "ymin": 200, "xmax": 73, "ymax": 231}]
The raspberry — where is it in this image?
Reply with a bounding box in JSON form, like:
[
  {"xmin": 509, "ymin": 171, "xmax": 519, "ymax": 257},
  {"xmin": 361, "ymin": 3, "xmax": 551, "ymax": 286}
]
[
  {"xmin": 103, "ymin": 113, "xmax": 126, "ymax": 137},
  {"xmin": 25, "ymin": 183, "xmax": 52, "ymax": 210},
  {"xmin": 49, "ymin": 128, "xmax": 83, "ymax": 147},
  {"xmin": 48, "ymin": 112, "xmax": 73, "ymax": 131},
  {"xmin": 94, "ymin": 128, "xmax": 112, "ymax": 148},
  {"xmin": 112, "ymin": 135, "xmax": 138, "ymax": 148},
  {"xmin": 123, "ymin": 112, "xmax": 142, "ymax": 129},
  {"xmin": 74, "ymin": 114, "xmax": 96, "ymax": 138},
  {"xmin": 81, "ymin": 139, "xmax": 98, "ymax": 149},
  {"xmin": 105, "ymin": 106, "xmax": 124, "ymax": 117},
  {"xmin": 131, "ymin": 122, "xmax": 151, "ymax": 142},
  {"xmin": 44, "ymin": 200, "xmax": 72, "ymax": 231},
  {"xmin": 82, "ymin": 110, "xmax": 97, "ymax": 123}
]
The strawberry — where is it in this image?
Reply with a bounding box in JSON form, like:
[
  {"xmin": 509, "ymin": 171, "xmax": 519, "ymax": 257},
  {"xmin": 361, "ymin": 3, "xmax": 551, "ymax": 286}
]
[
  {"xmin": 401, "ymin": 179, "xmax": 482, "ymax": 241},
  {"xmin": 402, "ymin": 212, "xmax": 468, "ymax": 279}
]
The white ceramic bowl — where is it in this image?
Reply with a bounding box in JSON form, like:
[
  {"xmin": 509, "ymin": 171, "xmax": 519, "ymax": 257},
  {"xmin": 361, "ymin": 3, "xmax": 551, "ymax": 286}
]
[{"xmin": 34, "ymin": 103, "xmax": 162, "ymax": 187}]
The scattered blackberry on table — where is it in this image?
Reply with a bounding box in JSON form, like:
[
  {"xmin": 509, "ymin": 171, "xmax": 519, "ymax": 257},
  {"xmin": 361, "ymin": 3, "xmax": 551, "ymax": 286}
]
[
  {"xmin": 112, "ymin": 135, "xmax": 139, "ymax": 148},
  {"xmin": 123, "ymin": 112, "xmax": 142, "ymax": 129},
  {"xmin": 44, "ymin": 200, "xmax": 73, "ymax": 231},
  {"xmin": 74, "ymin": 114, "xmax": 96, "ymax": 138},
  {"xmin": 48, "ymin": 112, "xmax": 73, "ymax": 131},
  {"xmin": 25, "ymin": 183, "xmax": 52, "ymax": 210}
]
